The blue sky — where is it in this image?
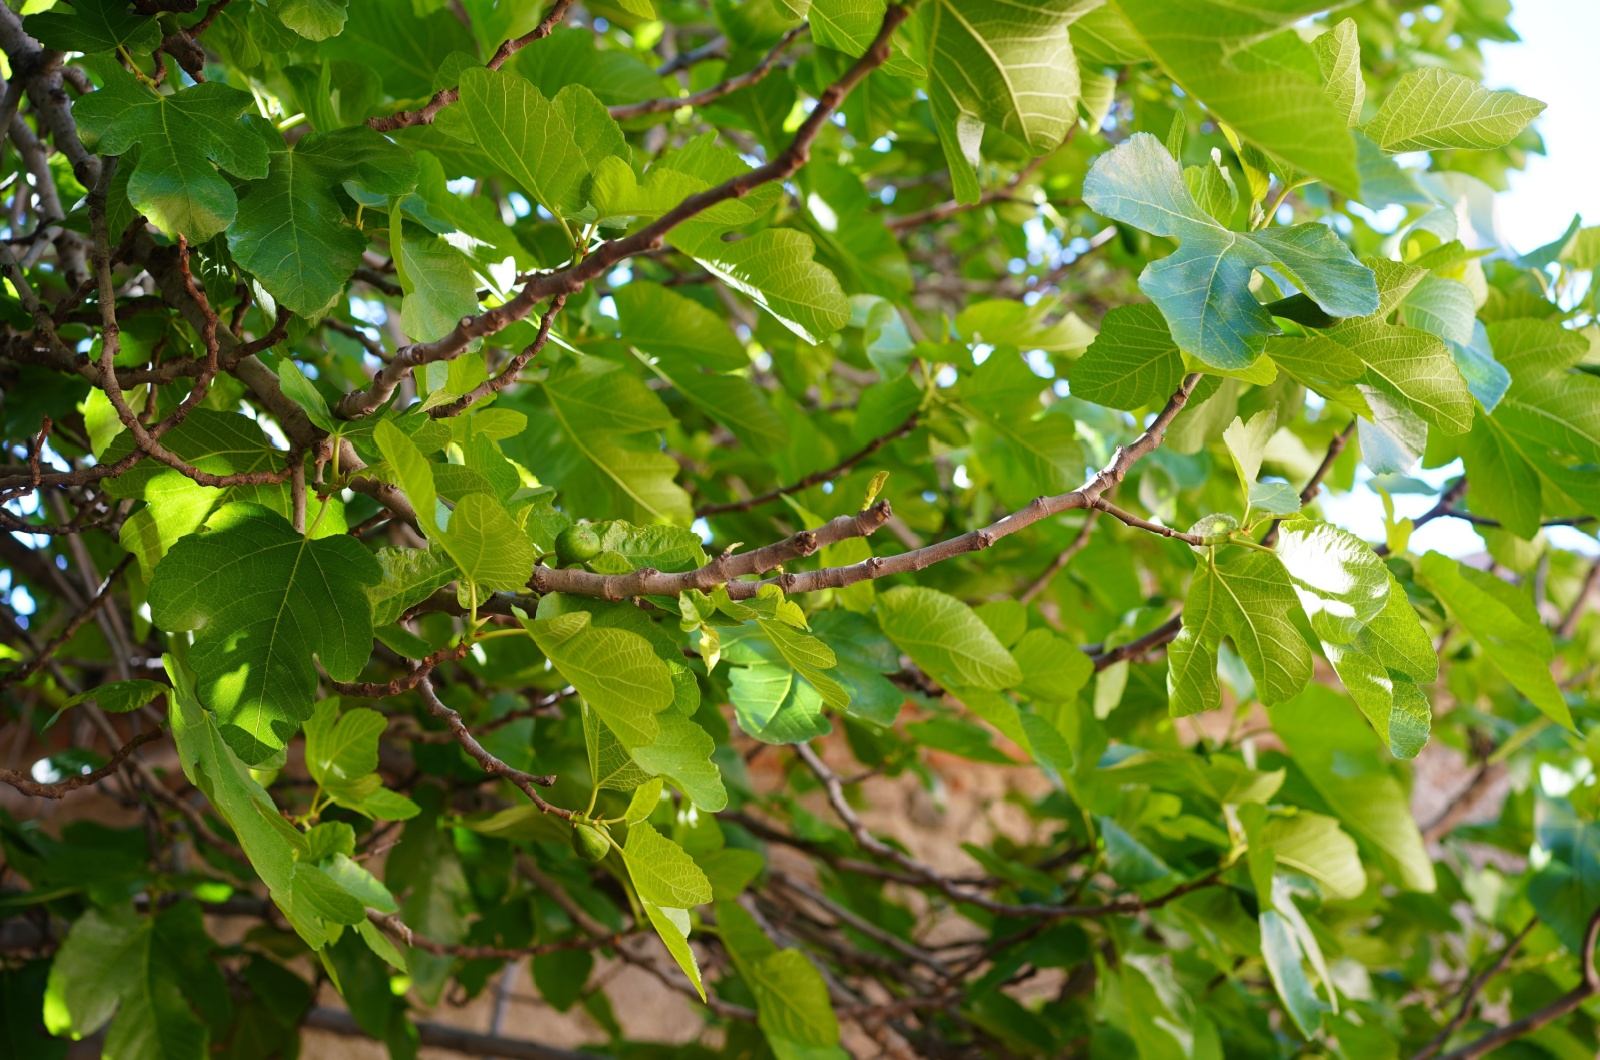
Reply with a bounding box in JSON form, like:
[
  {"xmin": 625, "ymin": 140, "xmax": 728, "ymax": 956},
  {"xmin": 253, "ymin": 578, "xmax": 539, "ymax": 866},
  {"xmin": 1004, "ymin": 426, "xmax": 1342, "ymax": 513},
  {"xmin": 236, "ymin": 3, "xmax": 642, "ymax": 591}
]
[{"xmin": 1482, "ymin": 0, "xmax": 1600, "ymax": 256}]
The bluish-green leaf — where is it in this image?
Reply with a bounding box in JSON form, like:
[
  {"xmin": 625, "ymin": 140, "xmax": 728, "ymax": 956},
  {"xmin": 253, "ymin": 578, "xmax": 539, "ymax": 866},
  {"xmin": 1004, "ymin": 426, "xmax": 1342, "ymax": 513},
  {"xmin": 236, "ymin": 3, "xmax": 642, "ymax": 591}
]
[{"xmin": 1084, "ymin": 134, "xmax": 1376, "ymax": 369}]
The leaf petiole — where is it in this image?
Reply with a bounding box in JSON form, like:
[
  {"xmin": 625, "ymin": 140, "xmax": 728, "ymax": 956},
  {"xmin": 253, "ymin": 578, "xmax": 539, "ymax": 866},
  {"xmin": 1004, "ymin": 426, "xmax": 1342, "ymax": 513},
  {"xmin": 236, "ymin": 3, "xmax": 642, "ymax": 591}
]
[{"xmin": 304, "ymin": 493, "xmax": 333, "ymax": 538}]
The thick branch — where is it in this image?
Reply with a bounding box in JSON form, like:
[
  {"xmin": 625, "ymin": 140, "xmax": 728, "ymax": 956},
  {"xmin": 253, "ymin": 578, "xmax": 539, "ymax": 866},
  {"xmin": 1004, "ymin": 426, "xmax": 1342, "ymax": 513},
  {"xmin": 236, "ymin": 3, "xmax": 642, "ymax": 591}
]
[
  {"xmin": 532, "ymin": 502, "xmax": 891, "ymax": 601},
  {"xmin": 743, "ymin": 374, "xmax": 1201, "ymax": 596}
]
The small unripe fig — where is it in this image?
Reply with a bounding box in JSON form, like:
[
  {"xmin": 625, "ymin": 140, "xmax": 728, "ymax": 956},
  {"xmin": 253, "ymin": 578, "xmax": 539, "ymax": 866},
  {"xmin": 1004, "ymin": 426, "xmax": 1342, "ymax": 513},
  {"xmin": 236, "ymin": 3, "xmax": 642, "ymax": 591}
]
[
  {"xmin": 555, "ymin": 524, "xmax": 601, "ymax": 566},
  {"xmin": 570, "ymin": 820, "xmax": 610, "ymax": 861}
]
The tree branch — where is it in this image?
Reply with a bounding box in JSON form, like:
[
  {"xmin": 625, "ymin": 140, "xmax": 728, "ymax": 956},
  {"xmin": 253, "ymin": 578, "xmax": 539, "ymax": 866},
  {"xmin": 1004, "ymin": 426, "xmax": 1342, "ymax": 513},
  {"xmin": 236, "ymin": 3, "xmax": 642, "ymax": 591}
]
[
  {"xmin": 1260, "ymin": 418, "xmax": 1353, "ymax": 548},
  {"xmin": 1088, "ymin": 415, "xmax": 1358, "ymax": 670},
  {"xmin": 302, "ymin": 1007, "xmax": 600, "ymax": 1060},
  {"xmin": 1429, "ymin": 907, "xmax": 1600, "ymax": 1060},
  {"xmin": 0, "ymin": 554, "xmax": 132, "ymax": 690},
  {"xmin": 366, "ymin": 910, "xmax": 629, "ymax": 961},
  {"xmin": 1018, "ymin": 508, "xmax": 1098, "ymax": 606},
  {"xmin": 531, "ymin": 502, "xmax": 891, "ymax": 601},
  {"xmin": 1412, "ymin": 918, "xmax": 1538, "ymax": 1060},
  {"xmin": 695, "ymin": 414, "xmax": 919, "ymax": 517},
  {"xmin": 1377, "ymin": 478, "xmax": 1467, "ymax": 557},
  {"xmin": 1561, "ymin": 556, "xmax": 1600, "ymax": 638},
  {"xmin": 416, "ymin": 677, "xmax": 571, "ymax": 819},
  {"xmin": 657, "ymin": 35, "xmax": 728, "ymax": 76},
  {"xmin": 0, "ymin": 725, "xmax": 164, "ymax": 798},
  {"xmin": 739, "ymin": 373, "xmax": 1201, "ymax": 597},
  {"xmin": 793, "ymin": 739, "xmax": 1220, "ymax": 919},
  {"xmin": 884, "ymin": 135, "xmax": 1068, "ymax": 232},
  {"xmin": 429, "ymin": 295, "xmax": 565, "ymax": 418},
  {"xmin": 768, "ymin": 869, "xmax": 954, "ymax": 978},
  {"xmin": 328, "ymin": 642, "xmax": 470, "ymax": 699},
  {"xmin": 334, "ymin": 2, "xmax": 915, "ymax": 420},
  {"xmin": 365, "ymin": 0, "xmax": 578, "ymax": 132},
  {"xmin": 1091, "ymin": 497, "xmax": 1208, "ymax": 546},
  {"xmin": 609, "ymin": 24, "xmax": 806, "ymax": 121}
]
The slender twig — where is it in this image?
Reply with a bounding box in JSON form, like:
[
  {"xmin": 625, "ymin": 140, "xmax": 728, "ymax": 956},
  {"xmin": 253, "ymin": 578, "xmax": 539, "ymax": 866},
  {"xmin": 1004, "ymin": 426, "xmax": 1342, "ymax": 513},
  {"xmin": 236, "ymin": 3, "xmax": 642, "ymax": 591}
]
[
  {"xmin": 415, "ymin": 678, "xmax": 571, "ymax": 819},
  {"xmin": 1377, "ymin": 478, "xmax": 1468, "ymax": 557},
  {"xmin": 610, "ymin": 24, "xmax": 806, "ymax": 121},
  {"xmin": 366, "ymin": 911, "xmax": 628, "ymax": 961},
  {"xmin": 1091, "ymin": 497, "xmax": 1207, "ymax": 545},
  {"xmin": 793, "ymin": 740, "xmax": 1220, "ymax": 919},
  {"xmin": 1260, "ymin": 419, "xmax": 1354, "ymax": 548},
  {"xmin": 366, "ymin": 0, "xmax": 579, "ymax": 132},
  {"xmin": 1412, "ymin": 919, "xmax": 1538, "ymax": 1060},
  {"xmin": 1019, "ymin": 508, "xmax": 1099, "ymax": 606},
  {"xmin": 1090, "ymin": 614, "xmax": 1182, "ymax": 670},
  {"xmin": 322, "ymin": 318, "xmax": 389, "ymax": 362},
  {"xmin": 1428, "ymin": 907, "xmax": 1600, "ymax": 1060},
  {"xmin": 472, "ymin": 687, "xmax": 575, "ymax": 735},
  {"xmin": 0, "ymin": 555, "xmax": 133, "ymax": 690},
  {"xmin": 885, "ymin": 132, "xmax": 1072, "ymax": 232},
  {"xmin": 736, "ymin": 374, "xmax": 1202, "ymax": 598},
  {"xmin": 352, "ymin": 267, "xmax": 402, "ymax": 297},
  {"xmin": 329, "ymin": 642, "xmax": 470, "ymax": 699},
  {"xmin": 302, "ymin": 1007, "xmax": 600, "ymax": 1060},
  {"xmin": 613, "ymin": 941, "xmax": 761, "ymax": 1021},
  {"xmin": 1089, "ymin": 418, "xmax": 1354, "ymax": 665},
  {"xmin": 0, "ymin": 725, "xmax": 163, "ymax": 798},
  {"xmin": 430, "ymin": 296, "xmax": 565, "ymax": 417},
  {"xmin": 1561, "ymin": 557, "xmax": 1600, "ymax": 638},
  {"xmin": 769, "ymin": 869, "xmax": 954, "ymax": 977},
  {"xmin": 1422, "ymin": 762, "xmax": 1503, "ymax": 843},
  {"xmin": 657, "ymin": 35, "xmax": 728, "ymax": 76},
  {"xmin": 695, "ymin": 414, "xmax": 919, "ymax": 516},
  {"xmin": 334, "ymin": 2, "xmax": 916, "ymax": 420}
]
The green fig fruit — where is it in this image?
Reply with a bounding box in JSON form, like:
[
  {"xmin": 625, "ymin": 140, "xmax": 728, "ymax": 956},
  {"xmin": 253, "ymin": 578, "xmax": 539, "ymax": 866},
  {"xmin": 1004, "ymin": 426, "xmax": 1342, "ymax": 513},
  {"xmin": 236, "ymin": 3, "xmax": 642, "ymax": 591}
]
[
  {"xmin": 570, "ymin": 820, "xmax": 611, "ymax": 861},
  {"xmin": 555, "ymin": 524, "xmax": 601, "ymax": 566}
]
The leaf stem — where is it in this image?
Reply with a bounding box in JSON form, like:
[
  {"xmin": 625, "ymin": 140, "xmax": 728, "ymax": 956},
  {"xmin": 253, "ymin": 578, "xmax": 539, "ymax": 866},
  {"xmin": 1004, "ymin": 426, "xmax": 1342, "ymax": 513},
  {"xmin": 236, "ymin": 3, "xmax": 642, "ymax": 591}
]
[
  {"xmin": 119, "ymin": 47, "xmax": 158, "ymax": 89},
  {"xmin": 1256, "ymin": 178, "xmax": 1309, "ymax": 229},
  {"xmin": 1223, "ymin": 532, "xmax": 1277, "ymax": 554},
  {"xmin": 305, "ymin": 493, "xmax": 332, "ymax": 538}
]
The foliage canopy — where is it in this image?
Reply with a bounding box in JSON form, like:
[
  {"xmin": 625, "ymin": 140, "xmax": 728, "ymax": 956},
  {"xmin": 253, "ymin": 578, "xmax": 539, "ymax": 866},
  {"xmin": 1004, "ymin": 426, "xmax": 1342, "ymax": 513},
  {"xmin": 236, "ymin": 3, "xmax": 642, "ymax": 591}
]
[{"xmin": 0, "ymin": 0, "xmax": 1598, "ymax": 1058}]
